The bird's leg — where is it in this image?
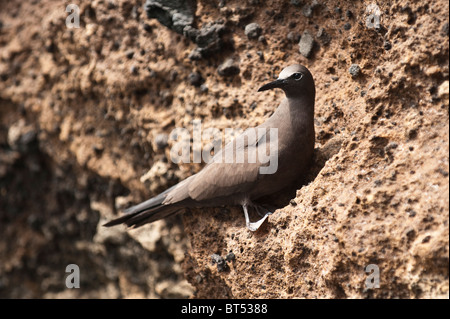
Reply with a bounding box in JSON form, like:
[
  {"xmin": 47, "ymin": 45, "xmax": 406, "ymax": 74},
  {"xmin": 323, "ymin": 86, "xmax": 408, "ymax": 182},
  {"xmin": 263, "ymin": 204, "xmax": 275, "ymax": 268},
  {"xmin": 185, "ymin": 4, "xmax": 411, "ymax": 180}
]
[{"xmin": 242, "ymin": 203, "xmax": 271, "ymax": 232}]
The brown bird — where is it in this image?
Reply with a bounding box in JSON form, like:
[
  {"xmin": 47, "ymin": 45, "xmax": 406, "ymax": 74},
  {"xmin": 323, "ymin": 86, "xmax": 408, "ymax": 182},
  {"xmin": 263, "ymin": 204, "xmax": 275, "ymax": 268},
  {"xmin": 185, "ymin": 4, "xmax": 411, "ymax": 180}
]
[{"xmin": 104, "ymin": 64, "xmax": 315, "ymax": 231}]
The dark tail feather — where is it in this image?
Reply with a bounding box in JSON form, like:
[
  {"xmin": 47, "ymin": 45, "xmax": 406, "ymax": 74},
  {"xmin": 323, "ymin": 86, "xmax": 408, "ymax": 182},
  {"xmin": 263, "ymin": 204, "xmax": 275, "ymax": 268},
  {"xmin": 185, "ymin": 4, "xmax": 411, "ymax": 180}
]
[
  {"xmin": 125, "ymin": 205, "xmax": 182, "ymax": 228},
  {"xmin": 103, "ymin": 188, "xmax": 182, "ymax": 228}
]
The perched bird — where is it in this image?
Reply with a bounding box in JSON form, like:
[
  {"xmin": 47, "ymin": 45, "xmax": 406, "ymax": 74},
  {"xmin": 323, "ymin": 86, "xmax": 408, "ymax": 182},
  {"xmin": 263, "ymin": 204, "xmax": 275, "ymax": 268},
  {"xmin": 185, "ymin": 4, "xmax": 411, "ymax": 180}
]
[{"xmin": 104, "ymin": 64, "xmax": 315, "ymax": 231}]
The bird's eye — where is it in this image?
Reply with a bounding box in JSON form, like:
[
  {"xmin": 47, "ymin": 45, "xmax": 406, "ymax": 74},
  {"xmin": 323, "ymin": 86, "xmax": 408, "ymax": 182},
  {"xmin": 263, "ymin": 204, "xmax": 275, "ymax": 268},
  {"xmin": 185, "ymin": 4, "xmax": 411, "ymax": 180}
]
[{"xmin": 293, "ymin": 72, "xmax": 303, "ymax": 80}]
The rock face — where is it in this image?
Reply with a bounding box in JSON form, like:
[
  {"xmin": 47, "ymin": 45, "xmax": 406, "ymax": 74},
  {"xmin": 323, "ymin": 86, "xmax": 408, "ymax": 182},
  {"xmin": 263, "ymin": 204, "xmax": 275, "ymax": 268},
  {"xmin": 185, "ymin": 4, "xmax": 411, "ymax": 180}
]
[{"xmin": 0, "ymin": 0, "xmax": 448, "ymax": 298}]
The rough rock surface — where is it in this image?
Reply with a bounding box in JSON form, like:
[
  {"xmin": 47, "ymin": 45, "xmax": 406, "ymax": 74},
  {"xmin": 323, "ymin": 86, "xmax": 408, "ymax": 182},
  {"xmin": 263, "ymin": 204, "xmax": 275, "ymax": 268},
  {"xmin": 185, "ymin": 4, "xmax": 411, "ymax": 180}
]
[{"xmin": 0, "ymin": 0, "xmax": 448, "ymax": 298}]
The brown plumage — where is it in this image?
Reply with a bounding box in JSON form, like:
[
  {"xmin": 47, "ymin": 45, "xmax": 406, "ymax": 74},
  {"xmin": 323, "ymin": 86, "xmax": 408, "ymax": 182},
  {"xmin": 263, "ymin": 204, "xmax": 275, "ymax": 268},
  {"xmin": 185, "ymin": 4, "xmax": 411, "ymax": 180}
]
[{"xmin": 104, "ymin": 64, "xmax": 315, "ymax": 231}]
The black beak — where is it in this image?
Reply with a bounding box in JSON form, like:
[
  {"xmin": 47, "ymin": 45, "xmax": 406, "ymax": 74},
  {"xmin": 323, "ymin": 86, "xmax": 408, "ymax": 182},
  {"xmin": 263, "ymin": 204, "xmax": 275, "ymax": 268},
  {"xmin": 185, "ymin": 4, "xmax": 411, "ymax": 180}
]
[{"xmin": 258, "ymin": 79, "xmax": 286, "ymax": 92}]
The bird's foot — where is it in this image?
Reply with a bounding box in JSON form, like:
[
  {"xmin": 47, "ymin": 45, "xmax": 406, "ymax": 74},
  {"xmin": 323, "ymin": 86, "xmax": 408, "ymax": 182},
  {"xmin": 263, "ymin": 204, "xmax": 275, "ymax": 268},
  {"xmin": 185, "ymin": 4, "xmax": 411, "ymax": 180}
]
[{"xmin": 243, "ymin": 204, "xmax": 272, "ymax": 231}]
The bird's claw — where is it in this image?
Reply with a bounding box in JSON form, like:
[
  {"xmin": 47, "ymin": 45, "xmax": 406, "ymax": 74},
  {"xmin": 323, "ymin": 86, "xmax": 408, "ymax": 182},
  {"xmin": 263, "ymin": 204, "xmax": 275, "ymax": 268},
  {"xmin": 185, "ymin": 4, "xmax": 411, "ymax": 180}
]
[{"xmin": 243, "ymin": 204, "xmax": 271, "ymax": 231}]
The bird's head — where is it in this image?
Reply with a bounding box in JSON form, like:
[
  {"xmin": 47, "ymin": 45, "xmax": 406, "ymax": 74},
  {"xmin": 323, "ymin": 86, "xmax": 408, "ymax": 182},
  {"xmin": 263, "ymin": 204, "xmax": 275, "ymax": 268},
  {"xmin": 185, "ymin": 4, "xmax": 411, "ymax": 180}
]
[{"xmin": 258, "ymin": 64, "xmax": 315, "ymax": 99}]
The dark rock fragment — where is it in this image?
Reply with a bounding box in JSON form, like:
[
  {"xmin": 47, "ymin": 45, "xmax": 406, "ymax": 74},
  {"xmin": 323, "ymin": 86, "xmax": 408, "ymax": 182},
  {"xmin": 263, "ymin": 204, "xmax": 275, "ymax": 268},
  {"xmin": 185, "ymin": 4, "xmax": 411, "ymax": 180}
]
[
  {"xmin": 218, "ymin": 58, "xmax": 240, "ymax": 77},
  {"xmin": 144, "ymin": 0, "xmax": 197, "ymax": 34}
]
